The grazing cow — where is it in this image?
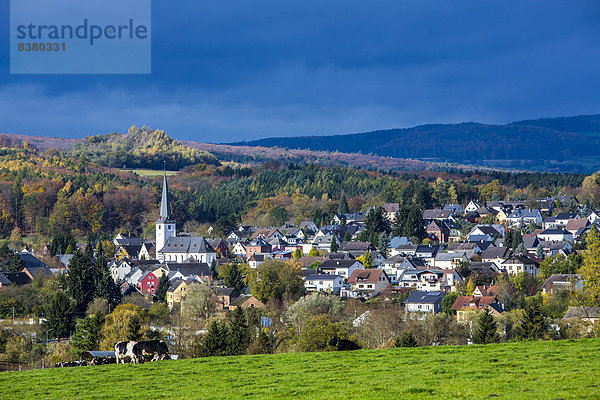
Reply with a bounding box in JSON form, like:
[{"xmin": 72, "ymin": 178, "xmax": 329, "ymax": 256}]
[
  {"xmin": 115, "ymin": 341, "xmax": 142, "ymax": 364},
  {"xmin": 328, "ymin": 337, "xmax": 361, "ymax": 351},
  {"xmin": 136, "ymin": 340, "xmax": 170, "ymax": 362}
]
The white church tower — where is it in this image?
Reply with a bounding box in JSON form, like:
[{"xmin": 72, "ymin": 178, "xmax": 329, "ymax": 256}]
[{"xmin": 156, "ymin": 173, "xmax": 176, "ymax": 259}]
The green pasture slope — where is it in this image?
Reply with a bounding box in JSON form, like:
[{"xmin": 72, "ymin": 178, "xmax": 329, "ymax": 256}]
[{"xmin": 2, "ymin": 339, "xmax": 600, "ymax": 399}]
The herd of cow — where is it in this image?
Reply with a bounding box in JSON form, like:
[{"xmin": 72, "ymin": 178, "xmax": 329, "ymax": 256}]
[
  {"xmin": 55, "ymin": 360, "xmax": 108, "ymax": 368},
  {"xmin": 114, "ymin": 340, "xmax": 170, "ymax": 364},
  {"xmin": 54, "ymin": 340, "xmax": 170, "ymax": 368}
]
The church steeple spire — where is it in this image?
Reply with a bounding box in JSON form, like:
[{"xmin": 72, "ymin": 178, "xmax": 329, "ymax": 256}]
[{"xmin": 159, "ymin": 172, "xmax": 171, "ymax": 221}]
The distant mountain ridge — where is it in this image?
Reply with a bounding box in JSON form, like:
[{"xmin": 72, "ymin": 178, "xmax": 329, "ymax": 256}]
[{"xmin": 229, "ymin": 114, "xmax": 600, "ymax": 173}]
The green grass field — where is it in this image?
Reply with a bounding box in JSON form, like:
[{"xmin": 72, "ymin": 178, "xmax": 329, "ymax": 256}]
[
  {"xmin": 2, "ymin": 339, "xmax": 599, "ymax": 399},
  {"xmin": 121, "ymin": 169, "xmax": 178, "ymax": 177}
]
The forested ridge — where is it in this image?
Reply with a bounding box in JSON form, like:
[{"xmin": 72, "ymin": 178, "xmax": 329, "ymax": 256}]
[
  {"xmin": 230, "ymin": 114, "xmax": 600, "ymax": 173},
  {"xmin": 0, "ymin": 129, "xmax": 594, "ymax": 242}
]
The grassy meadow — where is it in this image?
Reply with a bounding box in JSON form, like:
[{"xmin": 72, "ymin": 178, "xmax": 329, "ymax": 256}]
[
  {"xmin": 1, "ymin": 339, "xmax": 599, "ymax": 399},
  {"xmin": 121, "ymin": 169, "xmax": 178, "ymax": 177}
]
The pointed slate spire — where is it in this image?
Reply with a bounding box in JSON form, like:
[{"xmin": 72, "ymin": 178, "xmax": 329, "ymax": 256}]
[{"xmin": 159, "ymin": 172, "xmax": 171, "ymax": 221}]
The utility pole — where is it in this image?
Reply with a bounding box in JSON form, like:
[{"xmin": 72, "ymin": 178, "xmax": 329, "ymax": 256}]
[{"xmin": 44, "ymin": 328, "xmax": 54, "ymax": 369}]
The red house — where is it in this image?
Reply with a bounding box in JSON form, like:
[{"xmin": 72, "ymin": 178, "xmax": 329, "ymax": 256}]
[{"xmin": 138, "ymin": 271, "xmax": 158, "ymax": 295}]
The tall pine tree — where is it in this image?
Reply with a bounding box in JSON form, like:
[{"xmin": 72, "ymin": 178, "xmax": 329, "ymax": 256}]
[
  {"xmin": 473, "ymin": 307, "xmax": 499, "ymax": 344},
  {"xmin": 43, "ymin": 292, "xmax": 75, "ymax": 339},
  {"xmin": 337, "ymin": 194, "xmax": 349, "ymax": 215},
  {"xmin": 228, "ymin": 307, "xmax": 251, "ymax": 355},
  {"xmin": 154, "ymin": 274, "xmax": 170, "ymax": 303},
  {"xmin": 67, "ymin": 250, "xmax": 97, "ymax": 313},
  {"xmin": 202, "ymin": 320, "xmax": 230, "ymax": 356}
]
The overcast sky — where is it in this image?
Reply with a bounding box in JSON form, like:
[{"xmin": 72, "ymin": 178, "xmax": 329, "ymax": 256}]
[{"xmin": 1, "ymin": 1, "xmax": 600, "ymax": 142}]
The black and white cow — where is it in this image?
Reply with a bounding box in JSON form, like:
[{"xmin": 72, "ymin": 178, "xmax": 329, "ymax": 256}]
[
  {"xmin": 115, "ymin": 341, "xmax": 142, "ymax": 364},
  {"xmin": 115, "ymin": 340, "xmax": 169, "ymax": 364},
  {"xmin": 136, "ymin": 340, "xmax": 170, "ymax": 362}
]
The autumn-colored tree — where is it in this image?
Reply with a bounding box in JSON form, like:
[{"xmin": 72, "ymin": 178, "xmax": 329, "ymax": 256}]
[
  {"xmin": 245, "ymin": 260, "xmax": 304, "ymax": 303},
  {"xmin": 100, "ymin": 303, "xmax": 145, "ymax": 350},
  {"xmin": 580, "ymin": 226, "xmax": 600, "ymax": 307}
]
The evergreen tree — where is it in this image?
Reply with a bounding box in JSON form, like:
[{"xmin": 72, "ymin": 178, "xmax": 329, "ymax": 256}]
[
  {"xmin": 154, "ymin": 274, "xmax": 170, "ymax": 303},
  {"xmin": 343, "ymin": 231, "xmax": 352, "ymax": 242},
  {"xmin": 536, "ymin": 244, "xmax": 544, "ymax": 259},
  {"xmin": 392, "ymin": 207, "xmax": 410, "ymax": 237},
  {"xmin": 71, "ymin": 312, "xmax": 105, "ymax": 351},
  {"xmin": 11, "ymin": 176, "xmax": 23, "ymax": 229},
  {"xmin": 364, "ymin": 206, "xmax": 388, "ymax": 247},
  {"xmin": 85, "ymin": 236, "xmax": 95, "ymax": 259},
  {"xmin": 202, "ymin": 320, "xmax": 230, "ymax": 356},
  {"xmin": 94, "ymin": 249, "xmax": 121, "ymax": 311},
  {"xmin": 403, "ymin": 206, "xmax": 425, "ymax": 241},
  {"xmin": 228, "ymin": 307, "xmax": 251, "ymax": 355},
  {"xmin": 378, "ymin": 232, "xmax": 390, "ymax": 258},
  {"xmin": 504, "ymin": 229, "xmax": 513, "ymax": 249},
  {"xmin": 395, "ymin": 331, "xmax": 417, "ymax": 347},
  {"xmin": 330, "ymin": 236, "xmax": 339, "ymax": 253},
  {"xmin": 218, "ymin": 263, "xmax": 245, "ymax": 292},
  {"xmin": 127, "ymin": 315, "xmax": 143, "ymax": 341},
  {"xmin": 8, "ymin": 253, "xmax": 24, "ymax": 272},
  {"xmin": 293, "ymin": 249, "xmax": 302, "ymax": 259},
  {"xmin": 67, "ymin": 250, "xmax": 97, "ymax": 313},
  {"xmin": 473, "ymin": 307, "xmax": 499, "ymax": 344},
  {"xmin": 42, "ymin": 292, "xmax": 75, "ymax": 339},
  {"xmin": 512, "ymin": 230, "xmax": 523, "ymax": 253},
  {"xmin": 337, "ymin": 194, "xmax": 349, "ymax": 215},
  {"xmin": 515, "ymin": 299, "xmax": 546, "ymax": 340}
]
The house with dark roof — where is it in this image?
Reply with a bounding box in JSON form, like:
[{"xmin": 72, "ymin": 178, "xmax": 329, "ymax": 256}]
[
  {"xmin": 158, "ymin": 236, "xmax": 217, "ymax": 264},
  {"xmin": 480, "ymin": 247, "xmax": 512, "ymax": 265},
  {"xmin": 538, "ymin": 228, "xmax": 573, "ymax": 243},
  {"xmin": 542, "ymin": 274, "xmax": 582, "ymax": 295},
  {"xmin": 215, "ymin": 288, "xmax": 240, "ymax": 310},
  {"xmin": 164, "ymin": 262, "xmax": 213, "ymax": 281},
  {"xmin": 403, "ymin": 291, "xmax": 445, "ymax": 315},
  {"xmin": 500, "ymin": 255, "xmax": 540, "ymax": 276},
  {"xmin": 340, "ymin": 241, "xmax": 374, "ymax": 252},
  {"xmin": 422, "ymin": 209, "xmax": 454, "ymax": 221},
  {"xmin": 555, "ymin": 212, "xmax": 581, "ymax": 227},
  {"xmin": 319, "ymin": 259, "xmax": 362, "ymax": 278},
  {"xmin": 2, "ymin": 272, "xmax": 32, "ymax": 286},
  {"xmin": 539, "ymin": 240, "xmax": 572, "ymax": 258},
  {"xmin": 304, "ymin": 274, "xmax": 344, "ymax": 293}
]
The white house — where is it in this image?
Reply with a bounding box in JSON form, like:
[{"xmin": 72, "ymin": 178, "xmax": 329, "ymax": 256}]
[
  {"xmin": 403, "ymin": 291, "xmax": 445, "ymax": 316},
  {"xmin": 304, "ymin": 274, "xmax": 344, "ymax": 293},
  {"xmin": 465, "ymin": 200, "xmax": 481, "ymax": 213},
  {"xmin": 506, "ymin": 209, "xmax": 543, "ymax": 227},
  {"xmin": 319, "ymin": 259, "xmax": 362, "ymax": 278},
  {"xmin": 538, "ymin": 228, "xmax": 573, "ymax": 243},
  {"xmin": 346, "ymin": 269, "xmax": 390, "ymax": 297},
  {"xmin": 500, "ymin": 255, "xmax": 540, "ymax": 276}
]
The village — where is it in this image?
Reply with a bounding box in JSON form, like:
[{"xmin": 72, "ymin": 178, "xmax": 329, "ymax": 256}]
[{"xmin": 0, "ymin": 170, "xmax": 596, "ymax": 369}]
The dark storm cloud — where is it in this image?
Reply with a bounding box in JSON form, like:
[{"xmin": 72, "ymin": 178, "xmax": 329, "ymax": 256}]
[{"xmin": 1, "ymin": 1, "xmax": 599, "ymax": 141}]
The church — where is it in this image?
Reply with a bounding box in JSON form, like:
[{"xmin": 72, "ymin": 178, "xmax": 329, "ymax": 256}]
[{"xmin": 155, "ymin": 173, "xmax": 217, "ymax": 264}]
